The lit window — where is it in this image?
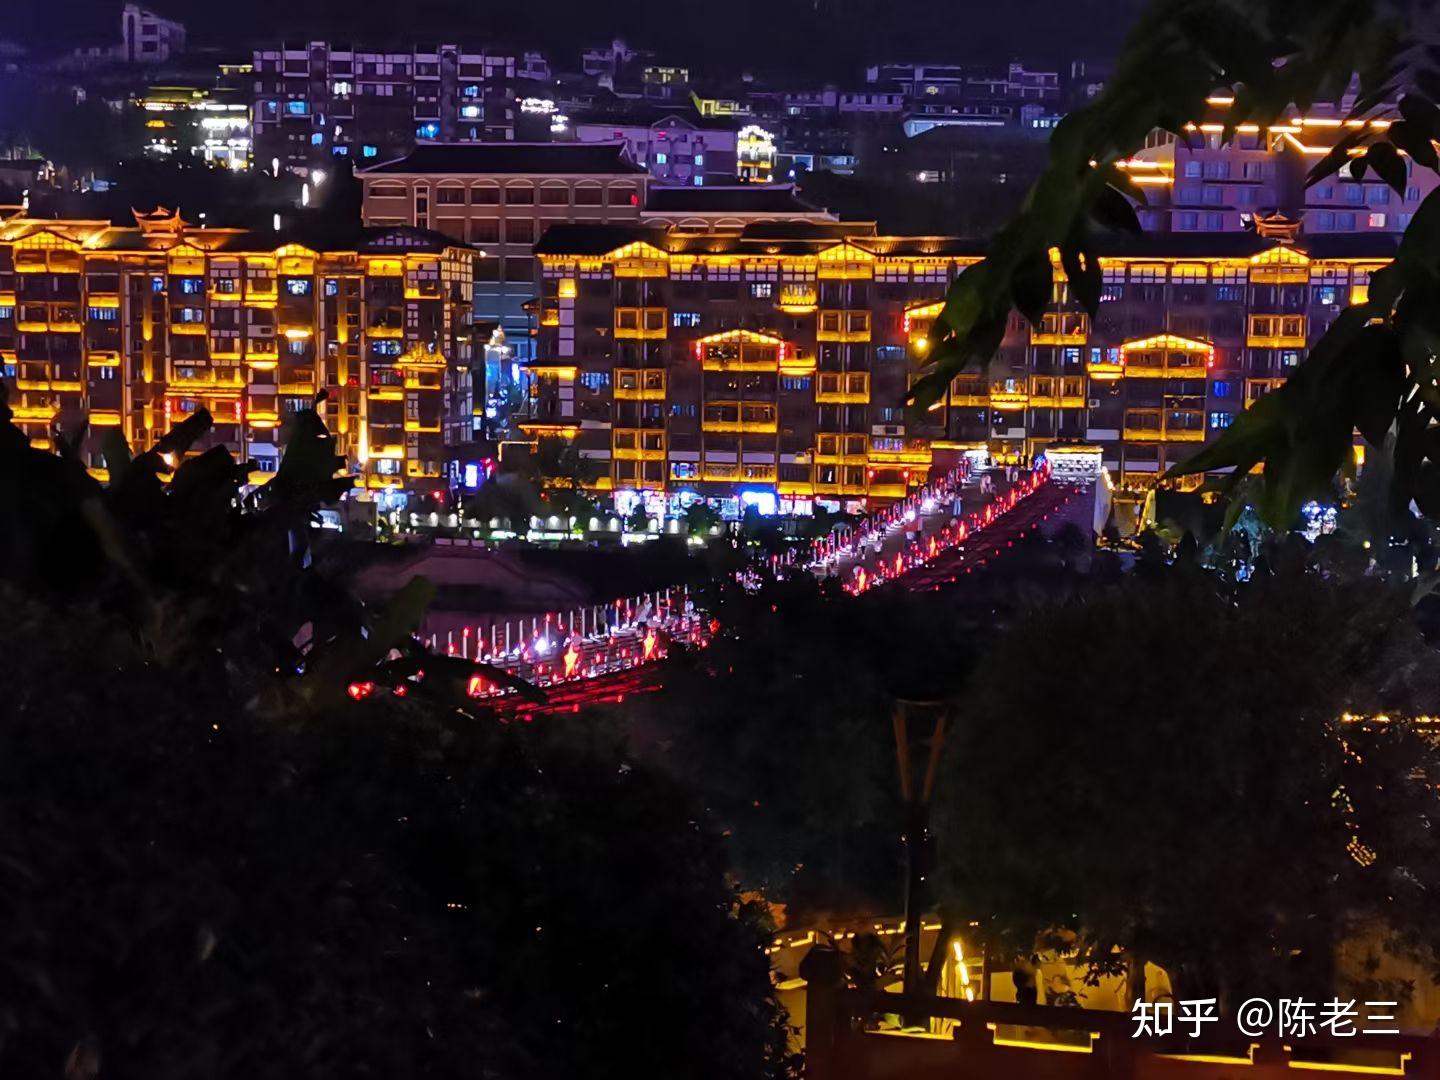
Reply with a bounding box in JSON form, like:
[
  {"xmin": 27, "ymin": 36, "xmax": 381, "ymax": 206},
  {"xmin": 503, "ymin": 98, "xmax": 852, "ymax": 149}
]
[
  {"xmin": 362, "ymin": 145, "xmax": 378, "ymax": 157},
  {"xmin": 87, "ymin": 306, "xmax": 117, "ymax": 321},
  {"xmin": 654, "ymin": 152, "xmax": 667, "ymax": 164},
  {"xmin": 311, "ymin": 133, "xmax": 323, "ymax": 145},
  {"xmin": 1368, "ymin": 212, "xmax": 1386, "ymax": 228},
  {"xmin": 332, "ymin": 146, "xmax": 349, "ymax": 156},
  {"xmin": 694, "ymin": 153, "xmax": 704, "ymax": 165},
  {"xmin": 692, "ymin": 176, "xmax": 703, "ymax": 186},
  {"xmin": 284, "ymin": 278, "xmax": 311, "ymax": 296},
  {"xmin": 671, "ymin": 312, "xmax": 701, "ymax": 328},
  {"xmin": 461, "ymin": 105, "xmax": 480, "ymax": 118},
  {"xmin": 285, "ymin": 100, "xmax": 308, "ymax": 116},
  {"xmin": 416, "ymin": 122, "xmax": 440, "ymax": 140}
]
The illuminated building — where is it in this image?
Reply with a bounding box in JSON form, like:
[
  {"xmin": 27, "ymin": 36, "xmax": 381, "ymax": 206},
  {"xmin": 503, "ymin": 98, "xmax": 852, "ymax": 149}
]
[
  {"xmin": 736, "ymin": 125, "xmax": 777, "ymax": 182},
  {"xmin": 1129, "ymin": 99, "xmax": 1439, "ymax": 234},
  {"xmin": 0, "ymin": 208, "xmax": 475, "ymax": 500},
  {"xmin": 136, "ymin": 83, "xmax": 252, "ymax": 170},
  {"xmin": 572, "ymin": 109, "xmax": 738, "ymax": 187},
  {"xmin": 358, "ymin": 143, "xmax": 648, "ymax": 376},
  {"xmin": 530, "ymin": 219, "xmax": 1397, "ymax": 508},
  {"xmin": 251, "ymin": 43, "xmax": 530, "ymax": 176}
]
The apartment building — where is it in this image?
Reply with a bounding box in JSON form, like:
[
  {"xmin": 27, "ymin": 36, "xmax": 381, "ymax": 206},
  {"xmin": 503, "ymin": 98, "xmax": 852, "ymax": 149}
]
[
  {"xmin": 1128, "ymin": 100, "xmax": 1439, "ymax": 235},
  {"xmin": 527, "ymin": 219, "xmax": 1395, "ymax": 511},
  {"xmin": 572, "ymin": 108, "xmax": 738, "ymax": 186},
  {"xmin": 357, "ymin": 143, "xmax": 648, "ymax": 370},
  {"xmin": 250, "ymin": 43, "xmax": 527, "ymax": 176},
  {"xmin": 121, "ymin": 3, "xmax": 187, "ymax": 65},
  {"xmin": 0, "ymin": 207, "xmax": 475, "ymax": 501}
]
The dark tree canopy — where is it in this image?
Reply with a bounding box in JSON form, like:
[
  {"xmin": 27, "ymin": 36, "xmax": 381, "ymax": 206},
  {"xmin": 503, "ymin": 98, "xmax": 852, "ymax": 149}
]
[
  {"xmin": 0, "ymin": 397, "xmax": 793, "ymax": 1079},
  {"xmin": 934, "ymin": 555, "xmax": 1440, "ymax": 1006}
]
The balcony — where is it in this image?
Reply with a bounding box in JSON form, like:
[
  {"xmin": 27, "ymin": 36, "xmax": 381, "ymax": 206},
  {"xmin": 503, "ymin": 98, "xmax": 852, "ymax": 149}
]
[
  {"xmin": 1247, "ymin": 315, "xmax": 1307, "ymax": 349},
  {"xmin": 868, "ymin": 438, "xmax": 931, "ymax": 466},
  {"xmin": 815, "ymin": 372, "xmax": 870, "ymax": 404},
  {"xmin": 614, "ymin": 369, "xmax": 666, "ymax": 401},
  {"xmin": 367, "ymin": 324, "xmax": 405, "ymax": 339},
  {"xmin": 990, "ymin": 386, "xmax": 1029, "ymax": 411},
  {"xmin": 1087, "ymin": 351, "xmax": 1124, "ymax": 379},
  {"xmin": 614, "ymin": 307, "xmax": 667, "ymax": 340},
  {"xmin": 777, "ymin": 284, "xmax": 818, "ymax": 314},
  {"xmin": 696, "ymin": 329, "xmax": 785, "ymax": 370},
  {"xmin": 702, "ymin": 402, "xmax": 778, "ymax": 434},
  {"xmin": 1124, "ymin": 408, "xmax": 1206, "ymax": 442},
  {"xmin": 1031, "ymin": 311, "xmax": 1089, "ymax": 345},
  {"xmin": 1121, "ymin": 334, "xmax": 1213, "ymax": 378},
  {"xmin": 817, "ymin": 310, "xmax": 872, "ymax": 343}
]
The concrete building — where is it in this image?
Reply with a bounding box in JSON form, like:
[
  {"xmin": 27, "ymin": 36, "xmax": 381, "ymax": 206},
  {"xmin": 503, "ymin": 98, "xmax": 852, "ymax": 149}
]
[
  {"xmin": 0, "ymin": 207, "xmax": 475, "ymax": 501},
  {"xmin": 1127, "ymin": 99, "xmax": 1438, "ymax": 236},
  {"xmin": 251, "ymin": 43, "xmax": 527, "ymax": 176},
  {"xmin": 357, "ymin": 141, "xmax": 649, "ymax": 424},
  {"xmin": 573, "ymin": 108, "xmax": 738, "ymax": 186},
  {"xmin": 121, "ymin": 4, "xmax": 186, "ymax": 65},
  {"xmin": 527, "ymin": 219, "xmax": 1395, "ymax": 510}
]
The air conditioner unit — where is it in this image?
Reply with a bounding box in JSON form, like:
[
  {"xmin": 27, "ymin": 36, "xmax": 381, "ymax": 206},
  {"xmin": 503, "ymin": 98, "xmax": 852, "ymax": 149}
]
[{"xmin": 1087, "ymin": 398, "xmax": 1101, "ymax": 409}]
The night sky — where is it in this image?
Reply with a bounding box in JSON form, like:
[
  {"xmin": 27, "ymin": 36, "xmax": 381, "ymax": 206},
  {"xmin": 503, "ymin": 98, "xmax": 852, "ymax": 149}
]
[{"xmin": 8, "ymin": 0, "xmax": 1143, "ymax": 80}]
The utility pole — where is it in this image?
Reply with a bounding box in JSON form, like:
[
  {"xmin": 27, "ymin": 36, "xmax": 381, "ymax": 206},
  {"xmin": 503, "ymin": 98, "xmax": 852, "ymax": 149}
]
[{"xmin": 892, "ymin": 697, "xmax": 948, "ymax": 1007}]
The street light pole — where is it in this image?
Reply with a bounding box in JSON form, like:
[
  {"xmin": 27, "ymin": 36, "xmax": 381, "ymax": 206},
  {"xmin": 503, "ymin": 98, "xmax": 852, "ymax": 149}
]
[{"xmin": 892, "ymin": 697, "xmax": 948, "ymax": 1006}]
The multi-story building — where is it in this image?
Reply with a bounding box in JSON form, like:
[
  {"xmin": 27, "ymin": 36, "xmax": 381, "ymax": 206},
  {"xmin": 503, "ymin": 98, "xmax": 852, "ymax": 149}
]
[
  {"xmin": 136, "ymin": 80, "xmax": 253, "ymax": 170},
  {"xmin": 250, "ymin": 43, "xmax": 527, "ymax": 176},
  {"xmin": 0, "ymin": 207, "xmax": 475, "ymax": 501},
  {"xmin": 357, "ymin": 143, "xmax": 649, "ymax": 383},
  {"xmin": 1128, "ymin": 99, "xmax": 1439, "ymax": 235},
  {"xmin": 572, "ymin": 108, "xmax": 738, "ymax": 186},
  {"xmin": 527, "ymin": 218, "xmax": 1395, "ymax": 511},
  {"xmin": 121, "ymin": 3, "xmax": 187, "ymax": 65}
]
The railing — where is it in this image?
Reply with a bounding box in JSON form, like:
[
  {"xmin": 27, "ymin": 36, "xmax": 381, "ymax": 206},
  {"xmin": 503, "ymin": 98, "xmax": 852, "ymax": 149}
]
[
  {"xmin": 423, "ymin": 585, "xmax": 708, "ymax": 700},
  {"xmin": 804, "ymin": 974, "xmax": 1440, "ymax": 1080}
]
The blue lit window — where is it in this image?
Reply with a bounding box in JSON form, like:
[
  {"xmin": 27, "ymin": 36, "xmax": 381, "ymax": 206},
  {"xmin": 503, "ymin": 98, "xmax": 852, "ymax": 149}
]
[
  {"xmin": 88, "ymin": 306, "xmax": 117, "ymax": 321},
  {"xmin": 178, "ymin": 277, "xmax": 203, "ymax": 294},
  {"xmin": 672, "ymin": 462, "xmax": 699, "ymax": 479},
  {"xmin": 372, "ymin": 340, "xmax": 403, "ymax": 356},
  {"xmin": 284, "ymin": 278, "xmax": 311, "ymax": 296},
  {"xmin": 416, "ymin": 122, "xmax": 440, "ymax": 140},
  {"xmin": 264, "ymin": 100, "xmax": 278, "ymax": 115},
  {"xmin": 461, "ymin": 105, "xmax": 481, "ymax": 118},
  {"xmin": 311, "ymin": 133, "xmax": 324, "ymax": 146},
  {"xmin": 579, "ymin": 371, "xmax": 611, "ymax": 390},
  {"xmin": 671, "ymin": 312, "xmax": 701, "ymax": 328},
  {"xmin": 1212, "ymin": 380, "xmax": 1231, "ymax": 398},
  {"xmin": 0, "ymin": 306, "xmax": 14, "ymax": 320},
  {"xmin": 1315, "ymin": 285, "xmax": 1338, "ymax": 305},
  {"xmin": 694, "ymin": 153, "xmax": 704, "ymax": 165},
  {"xmin": 463, "ymin": 85, "xmax": 480, "ymax": 97},
  {"xmin": 693, "ymin": 176, "xmax": 704, "ymax": 186},
  {"xmin": 873, "ymin": 346, "xmax": 906, "ymax": 362},
  {"xmin": 781, "ymin": 375, "xmax": 812, "ymax": 391},
  {"xmin": 668, "ymin": 403, "xmax": 698, "ymax": 418},
  {"xmin": 362, "ymin": 145, "xmax": 378, "ymax": 158},
  {"xmin": 332, "ymin": 146, "xmax": 349, "ymax": 156},
  {"xmin": 285, "ymin": 100, "xmax": 309, "ymax": 116},
  {"xmin": 1210, "ymin": 411, "xmax": 1234, "ymax": 429},
  {"xmin": 178, "ymin": 308, "xmax": 204, "ymax": 323},
  {"xmin": 1215, "ymin": 285, "xmax": 1243, "ymax": 301},
  {"xmin": 287, "ymin": 338, "xmax": 308, "ymax": 355},
  {"xmin": 654, "ymin": 152, "xmax": 667, "ymax": 164},
  {"xmin": 324, "ymin": 279, "xmax": 339, "ymax": 297},
  {"xmin": 151, "ymin": 276, "xmax": 165, "ymax": 293}
]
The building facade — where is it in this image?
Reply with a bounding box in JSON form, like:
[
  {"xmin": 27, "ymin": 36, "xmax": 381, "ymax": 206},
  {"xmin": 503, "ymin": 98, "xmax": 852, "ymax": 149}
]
[
  {"xmin": 572, "ymin": 110, "xmax": 738, "ymax": 186},
  {"xmin": 0, "ymin": 208, "xmax": 475, "ymax": 500},
  {"xmin": 358, "ymin": 142, "xmax": 649, "ymax": 409},
  {"xmin": 1128, "ymin": 101, "xmax": 1439, "ymax": 235},
  {"xmin": 121, "ymin": 3, "xmax": 186, "ymax": 65},
  {"xmin": 250, "ymin": 43, "xmax": 528, "ymax": 176},
  {"xmin": 528, "ymin": 220, "xmax": 1395, "ymax": 511}
]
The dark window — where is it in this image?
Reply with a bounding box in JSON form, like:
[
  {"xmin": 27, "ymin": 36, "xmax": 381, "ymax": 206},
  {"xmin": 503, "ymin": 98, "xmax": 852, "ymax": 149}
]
[
  {"xmin": 574, "ymin": 187, "xmax": 603, "ymax": 206},
  {"xmin": 470, "ymin": 186, "xmax": 500, "ymax": 204},
  {"xmin": 504, "ymin": 186, "xmax": 535, "ymax": 205}
]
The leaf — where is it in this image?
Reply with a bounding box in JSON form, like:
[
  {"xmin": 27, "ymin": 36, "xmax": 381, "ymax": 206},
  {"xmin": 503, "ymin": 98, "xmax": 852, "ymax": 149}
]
[
  {"xmin": 1348, "ymin": 327, "xmax": 1406, "ymax": 445},
  {"xmin": 1010, "ymin": 248, "xmax": 1053, "ymax": 328},
  {"xmin": 1059, "ymin": 230, "xmax": 1102, "ymax": 315},
  {"xmin": 151, "ymin": 408, "xmax": 214, "ymax": 458},
  {"xmin": 1365, "ymin": 142, "xmax": 1408, "ymax": 196},
  {"xmin": 1397, "ymin": 94, "xmax": 1440, "ymax": 139},
  {"xmin": 1090, "ymin": 184, "xmax": 1144, "ymax": 235},
  {"xmin": 1305, "ymin": 128, "xmax": 1367, "ymax": 187},
  {"xmin": 1387, "ymin": 120, "xmax": 1439, "ymax": 172}
]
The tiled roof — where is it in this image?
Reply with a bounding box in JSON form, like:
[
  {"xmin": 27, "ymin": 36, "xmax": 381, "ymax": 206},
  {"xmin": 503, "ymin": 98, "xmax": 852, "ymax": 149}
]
[{"xmin": 357, "ymin": 142, "xmax": 647, "ymax": 176}]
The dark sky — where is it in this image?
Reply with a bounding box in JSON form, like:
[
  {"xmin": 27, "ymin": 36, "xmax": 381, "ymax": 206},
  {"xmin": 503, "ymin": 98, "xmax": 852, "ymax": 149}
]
[{"xmin": 8, "ymin": 0, "xmax": 1142, "ymax": 81}]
